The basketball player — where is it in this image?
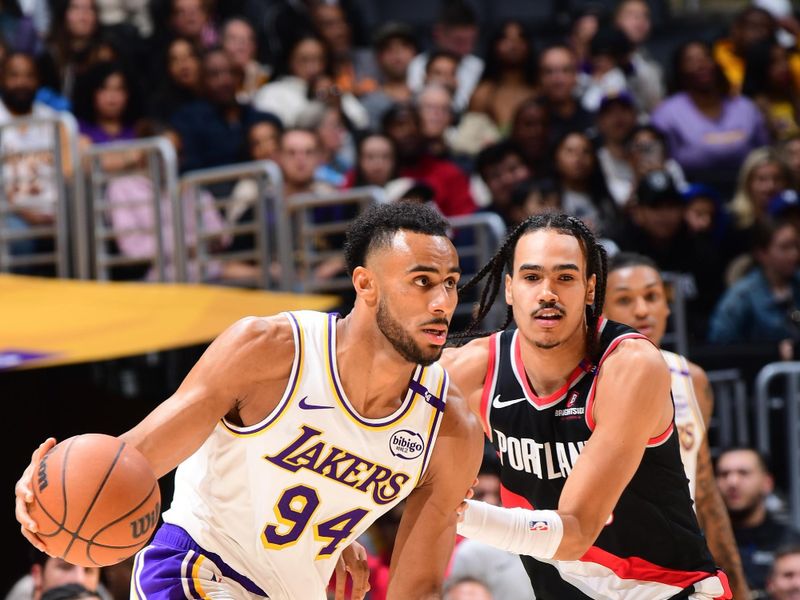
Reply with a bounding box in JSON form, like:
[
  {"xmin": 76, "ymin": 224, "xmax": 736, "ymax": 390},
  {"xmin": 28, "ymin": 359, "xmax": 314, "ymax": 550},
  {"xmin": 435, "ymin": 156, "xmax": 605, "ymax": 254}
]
[
  {"xmin": 604, "ymin": 252, "xmax": 750, "ymax": 599},
  {"xmin": 441, "ymin": 213, "xmax": 731, "ymax": 599},
  {"xmin": 15, "ymin": 202, "xmax": 484, "ymax": 600}
]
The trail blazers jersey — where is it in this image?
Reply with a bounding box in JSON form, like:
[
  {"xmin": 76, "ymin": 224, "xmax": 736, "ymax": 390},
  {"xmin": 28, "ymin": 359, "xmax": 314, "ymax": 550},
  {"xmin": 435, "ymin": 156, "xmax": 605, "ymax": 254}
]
[
  {"xmin": 161, "ymin": 311, "xmax": 448, "ymax": 599},
  {"xmin": 478, "ymin": 319, "xmax": 730, "ymax": 600}
]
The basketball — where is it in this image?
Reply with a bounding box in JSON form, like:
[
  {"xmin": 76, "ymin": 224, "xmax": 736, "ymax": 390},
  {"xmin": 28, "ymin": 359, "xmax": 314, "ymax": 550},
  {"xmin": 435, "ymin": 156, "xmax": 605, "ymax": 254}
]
[{"xmin": 29, "ymin": 434, "xmax": 161, "ymax": 567}]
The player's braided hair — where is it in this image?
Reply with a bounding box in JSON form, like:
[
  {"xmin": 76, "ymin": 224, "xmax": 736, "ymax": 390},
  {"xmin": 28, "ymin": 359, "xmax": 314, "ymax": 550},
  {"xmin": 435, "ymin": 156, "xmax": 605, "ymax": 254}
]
[{"xmin": 454, "ymin": 213, "xmax": 608, "ymax": 362}]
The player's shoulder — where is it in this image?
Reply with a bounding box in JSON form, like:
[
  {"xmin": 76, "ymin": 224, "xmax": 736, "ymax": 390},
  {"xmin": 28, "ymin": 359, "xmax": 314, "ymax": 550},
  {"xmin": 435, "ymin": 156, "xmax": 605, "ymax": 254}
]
[
  {"xmin": 603, "ymin": 335, "xmax": 667, "ymax": 377},
  {"xmin": 208, "ymin": 314, "xmax": 296, "ymax": 378},
  {"xmin": 441, "ymin": 336, "xmax": 492, "ymax": 392},
  {"xmin": 222, "ymin": 314, "xmax": 295, "ymax": 351}
]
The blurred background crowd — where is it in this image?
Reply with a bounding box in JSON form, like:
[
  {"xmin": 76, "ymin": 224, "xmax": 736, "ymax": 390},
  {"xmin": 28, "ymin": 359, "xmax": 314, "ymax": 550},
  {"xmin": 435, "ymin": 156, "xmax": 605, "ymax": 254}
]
[{"xmin": 5, "ymin": 0, "xmax": 800, "ymax": 598}]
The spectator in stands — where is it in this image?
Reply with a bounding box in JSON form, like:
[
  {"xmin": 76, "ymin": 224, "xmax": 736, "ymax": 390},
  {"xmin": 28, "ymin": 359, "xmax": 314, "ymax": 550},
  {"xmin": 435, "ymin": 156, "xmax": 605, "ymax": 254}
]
[
  {"xmin": 743, "ymin": 38, "xmax": 800, "ymax": 140},
  {"xmin": 95, "ymin": 0, "xmax": 151, "ymax": 39},
  {"xmin": 167, "ymin": 0, "xmax": 217, "ymax": 49},
  {"xmin": 474, "ymin": 140, "xmax": 531, "ymax": 227},
  {"xmin": 40, "ymin": 584, "xmax": 101, "ymax": 600},
  {"xmin": 38, "ymin": 0, "xmax": 116, "ymax": 100},
  {"xmin": 709, "ymin": 218, "xmax": 800, "ymax": 345},
  {"xmin": 731, "ymin": 148, "xmax": 791, "ymax": 233},
  {"xmin": 5, "ymin": 550, "xmax": 103, "ymax": 600},
  {"xmin": 309, "ymin": 1, "xmax": 378, "ymax": 97},
  {"xmin": 595, "ymin": 91, "xmax": 640, "ymax": 207},
  {"xmin": 443, "ymin": 577, "xmax": 494, "ymax": 600},
  {"xmin": 360, "ymin": 22, "xmax": 417, "ymax": 130},
  {"xmin": 767, "ymin": 545, "xmax": 800, "ymax": 600},
  {"xmin": 253, "ymin": 33, "xmax": 367, "ymax": 130},
  {"xmin": 227, "ymin": 116, "xmax": 283, "ymax": 228},
  {"xmin": 0, "ymin": 51, "xmax": 70, "ymax": 264},
  {"xmin": 344, "ymin": 132, "xmax": 398, "ymax": 190},
  {"xmin": 510, "ymin": 177, "xmax": 562, "ymax": 218},
  {"xmin": 382, "ymin": 102, "xmax": 474, "ymax": 217},
  {"xmin": 407, "ymin": 0, "xmax": 484, "ymax": 112},
  {"xmin": 552, "ymin": 130, "xmax": 617, "ymax": 235},
  {"xmin": 468, "ymin": 20, "xmax": 537, "ymax": 133},
  {"xmin": 509, "ymin": 97, "xmax": 550, "ymax": 175},
  {"xmin": 0, "ymin": 1, "xmax": 41, "ymax": 55},
  {"xmin": 278, "ymin": 128, "xmax": 333, "ymax": 199},
  {"xmin": 652, "ymin": 40, "xmax": 769, "ymax": 194},
  {"xmin": 537, "ymin": 44, "xmax": 593, "ymax": 142},
  {"xmin": 616, "ymin": 170, "xmax": 724, "ymax": 332},
  {"xmin": 578, "ymin": 27, "xmax": 632, "ymax": 114},
  {"xmin": 625, "ymin": 124, "xmax": 687, "ymax": 195},
  {"xmin": 147, "ymin": 37, "xmax": 201, "ymax": 121},
  {"xmin": 613, "ymin": 0, "xmax": 664, "ymax": 112},
  {"xmin": 780, "ymin": 132, "xmax": 800, "ymax": 189},
  {"xmin": 170, "ymin": 47, "xmax": 277, "ymax": 172},
  {"xmin": 713, "ymin": 6, "xmax": 791, "ymax": 95},
  {"xmin": 566, "ymin": 3, "xmax": 604, "ymax": 73},
  {"xmin": 296, "ymin": 101, "xmax": 353, "ymax": 187},
  {"xmin": 220, "ymin": 17, "xmax": 269, "ymax": 104},
  {"xmin": 73, "ymin": 61, "xmax": 141, "ymax": 145},
  {"xmin": 417, "ymin": 83, "xmax": 456, "ymax": 158},
  {"xmin": 683, "ymin": 183, "xmax": 727, "ymax": 241},
  {"xmin": 448, "ymin": 454, "xmax": 534, "ymax": 600},
  {"xmin": 715, "ymin": 447, "xmax": 800, "ymax": 596},
  {"xmin": 423, "ymin": 50, "xmax": 459, "ymax": 100}
]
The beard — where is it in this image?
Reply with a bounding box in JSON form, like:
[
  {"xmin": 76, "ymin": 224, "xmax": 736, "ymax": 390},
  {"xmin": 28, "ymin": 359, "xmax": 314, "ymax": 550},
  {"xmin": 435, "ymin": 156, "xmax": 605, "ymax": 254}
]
[
  {"xmin": 376, "ymin": 298, "xmax": 441, "ymax": 366},
  {"xmin": 3, "ymin": 88, "xmax": 36, "ymax": 115}
]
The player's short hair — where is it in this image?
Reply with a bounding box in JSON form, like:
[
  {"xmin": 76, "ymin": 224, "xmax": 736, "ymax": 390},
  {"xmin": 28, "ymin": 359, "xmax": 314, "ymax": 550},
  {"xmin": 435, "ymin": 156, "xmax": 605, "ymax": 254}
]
[
  {"xmin": 344, "ymin": 201, "xmax": 450, "ymax": 275},
  {"xmin": 608, "ymin": 252, "xmax": 660, "ymax": 274}
]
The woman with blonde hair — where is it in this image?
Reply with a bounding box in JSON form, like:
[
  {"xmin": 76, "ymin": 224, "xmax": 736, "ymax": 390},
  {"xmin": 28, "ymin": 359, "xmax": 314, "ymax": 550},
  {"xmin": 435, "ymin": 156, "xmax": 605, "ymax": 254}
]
[{"xmin": 729, "ymin": 147, "xmax": 790, "ymax": 231}]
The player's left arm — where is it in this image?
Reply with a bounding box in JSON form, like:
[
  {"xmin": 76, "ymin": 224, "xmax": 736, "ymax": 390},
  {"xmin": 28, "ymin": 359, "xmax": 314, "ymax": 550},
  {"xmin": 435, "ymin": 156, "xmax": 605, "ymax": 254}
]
[
  {"xmin": 689, "ymin": 364, "xmax": 751, "ymax": 600},
  {"xmin": 386, "ymin": 387, "xmax": 484, "ymax": 600},
  {"xmin": 552, "ymin": 339, "xmax": 674, "ymax": 558}
]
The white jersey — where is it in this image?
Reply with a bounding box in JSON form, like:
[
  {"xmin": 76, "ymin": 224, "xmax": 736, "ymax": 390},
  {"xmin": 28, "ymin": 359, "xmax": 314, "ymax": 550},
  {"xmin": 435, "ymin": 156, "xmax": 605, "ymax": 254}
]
[
  {"xmin": 662, "ymin": 349, "xmax": 705, "ymax": 500},
  {"xmin": 162, "ymin": 310, "xmax": 448, "ymax": 600}
]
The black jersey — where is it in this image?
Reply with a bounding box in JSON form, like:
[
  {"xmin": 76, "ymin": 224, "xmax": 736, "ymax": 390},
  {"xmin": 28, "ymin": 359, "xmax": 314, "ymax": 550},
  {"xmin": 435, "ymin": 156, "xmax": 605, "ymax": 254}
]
[{"xmin": 478, "ymin": 319, "xmax": 731, "ymax": 600}]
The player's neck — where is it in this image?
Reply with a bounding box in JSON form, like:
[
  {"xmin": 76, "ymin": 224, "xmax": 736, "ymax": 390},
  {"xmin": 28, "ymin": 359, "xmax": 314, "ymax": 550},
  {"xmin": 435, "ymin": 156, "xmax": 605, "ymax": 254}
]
[
  {"xmin": 518, "ymin": 327, "xmax": 588, "ymax": 398},
  {"xmin": 334, "ymin": 313, "xmax": 419, "ymax": 417}
]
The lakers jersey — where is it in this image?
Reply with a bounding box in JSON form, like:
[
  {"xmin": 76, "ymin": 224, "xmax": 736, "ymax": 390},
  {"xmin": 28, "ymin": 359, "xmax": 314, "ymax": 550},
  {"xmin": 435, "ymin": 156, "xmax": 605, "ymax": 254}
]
[
  {"xmin": 161, "ymin": 311, "xmax": 448, "ymax": 600},
  {"xmin": 662, "ymin": 349, "xmax": 705, "ymax": 501}
]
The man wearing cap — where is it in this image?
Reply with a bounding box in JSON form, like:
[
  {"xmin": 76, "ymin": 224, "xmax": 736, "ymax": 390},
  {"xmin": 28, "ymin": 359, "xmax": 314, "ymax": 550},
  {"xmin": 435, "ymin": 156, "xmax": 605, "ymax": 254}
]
[
  {"xmin": 595, "ymin": 91, "xmax": 640, "ymax": 206},
  {"xmin": 361, "ymin": 22, "xmax": 417, "ymax": 131},
  {"xmin": 616, "ymin": 170, "xmax": 727, "ymax": 336}
]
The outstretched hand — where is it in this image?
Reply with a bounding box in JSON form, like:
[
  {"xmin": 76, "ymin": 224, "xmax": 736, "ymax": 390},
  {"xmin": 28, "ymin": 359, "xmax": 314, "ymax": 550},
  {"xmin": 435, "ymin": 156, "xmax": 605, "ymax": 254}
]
[
  {"xmin": 15, "ymin": 438, "xmax": 57, "ymax": 553},
  {"xmin": 334, "ymin": 540, "xmax": 370, "ymax": 600}
]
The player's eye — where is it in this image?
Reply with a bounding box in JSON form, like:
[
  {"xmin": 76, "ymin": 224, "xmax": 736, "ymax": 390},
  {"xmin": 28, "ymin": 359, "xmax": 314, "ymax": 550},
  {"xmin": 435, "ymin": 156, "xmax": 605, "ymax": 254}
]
[
  {"xmin": 444, "ymin": 278, "xmax": 457, "ymax": 289},
  {"xmin": 615, "ymin": 297, "xmax": 632, "ymax": 306},
  {"xmin": 414, "ymin": 276, "xmax": 430, "ymax": 287},
  {"xmin": 645, "ymin": 292, "xmax": 661, "ymax": 302}
]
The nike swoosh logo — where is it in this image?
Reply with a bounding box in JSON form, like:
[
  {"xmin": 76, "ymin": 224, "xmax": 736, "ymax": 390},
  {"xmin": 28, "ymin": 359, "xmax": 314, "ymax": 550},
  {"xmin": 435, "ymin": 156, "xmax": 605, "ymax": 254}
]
[
  {"xmin": 298, "ymin": 396, "xmax": 334, "ymax": 410},
  {"xmin": 492, "ymin": 395, "xmax": 528, "ymax": 409}
]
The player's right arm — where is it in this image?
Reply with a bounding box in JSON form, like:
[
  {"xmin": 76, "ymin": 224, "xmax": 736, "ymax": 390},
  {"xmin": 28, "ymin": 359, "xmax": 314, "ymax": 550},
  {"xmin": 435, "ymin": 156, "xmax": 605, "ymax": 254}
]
[{"xmin": 15, "ymin": 315, "xmax": 295, "ymax": 546}]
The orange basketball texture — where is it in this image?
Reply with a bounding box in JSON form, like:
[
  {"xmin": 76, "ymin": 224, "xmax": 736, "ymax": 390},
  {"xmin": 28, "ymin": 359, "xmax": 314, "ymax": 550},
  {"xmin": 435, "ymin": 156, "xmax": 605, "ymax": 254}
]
[{"xmin": 29, "ymin": 434, "xmax": 161, "ymax": 567}]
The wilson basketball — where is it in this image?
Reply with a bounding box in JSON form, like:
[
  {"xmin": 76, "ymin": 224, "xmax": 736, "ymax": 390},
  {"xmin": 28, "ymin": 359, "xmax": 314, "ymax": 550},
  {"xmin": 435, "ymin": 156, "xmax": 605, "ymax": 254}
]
[{"xmin": 29, "ymin": 434, "xmax": 161, "ymax": 567}]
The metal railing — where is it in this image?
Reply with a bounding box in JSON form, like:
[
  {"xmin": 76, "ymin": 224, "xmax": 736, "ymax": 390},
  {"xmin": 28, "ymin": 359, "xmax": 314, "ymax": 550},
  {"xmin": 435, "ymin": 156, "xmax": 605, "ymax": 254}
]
[
  {"xmin": 661, "ymin": 272, "xmax": 691, "ymax": 358},
  {"xmin": 0, "ymin": 113, "xmax": 80, "ymax": 278},
  {"xmin": 706, "ymin": 368, "xmax": 749, "ymax": 457},
  {"xmin": 755, "ymin": 362, "xmax": 800, "ymax": 529},
  {"xmin": 81, "ymin": 137, "xmax": 180, "ymax": 282},
  {"xmin": 278, "ymin": 186, "xmax": 385, "ymax": 293},
  {"xmin": 179, "ymin": 160, "xmax": 283, "ymax": 288}
]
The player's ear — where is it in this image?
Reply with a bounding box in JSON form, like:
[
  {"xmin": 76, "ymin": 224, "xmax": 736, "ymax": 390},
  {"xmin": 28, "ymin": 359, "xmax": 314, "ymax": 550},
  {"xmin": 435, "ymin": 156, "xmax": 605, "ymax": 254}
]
[
  {"xmin": 586, "ymin": 274, "xmax": 597, "ymax": 307},
  {"xmin": 504, "ymin": 273, "xmax": 513, "ymax": 305},
  {"xmin": 352, "ymin": 266, "xmax": 378, "ymax": 306}
]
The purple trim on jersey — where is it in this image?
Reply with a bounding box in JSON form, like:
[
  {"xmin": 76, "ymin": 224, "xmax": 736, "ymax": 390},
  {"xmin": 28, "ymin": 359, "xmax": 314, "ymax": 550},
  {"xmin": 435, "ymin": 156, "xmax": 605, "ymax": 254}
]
[
  {"xmin": 220, "ymin": 311, "xmax": 303, "ymax": 435},
  {"xmin": 418, "ymin": 370, "xmax": 446, "ymax": 480},
  {"xmin": 326, "ymin": 313, "xmax": 423, "ymax": 427},
  {"xmin": 136, "ymin": 524, "xmax": 269, "ymax": 598},
  {"xmin": 408, "ymin": 379, "xmax": 445, "ymax": 412},
  {"xmin": 668, "ymin": 366, "xmax": 691, "ymax": 377}
]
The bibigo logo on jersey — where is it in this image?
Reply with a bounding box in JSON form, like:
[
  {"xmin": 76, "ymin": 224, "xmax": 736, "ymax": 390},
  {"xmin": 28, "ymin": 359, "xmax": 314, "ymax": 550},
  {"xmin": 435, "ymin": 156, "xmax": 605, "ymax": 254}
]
[{"xmin": 389, "ymin": 430, "xmax": 425, "ymax": 460}]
